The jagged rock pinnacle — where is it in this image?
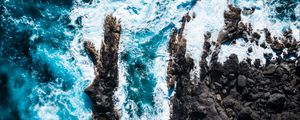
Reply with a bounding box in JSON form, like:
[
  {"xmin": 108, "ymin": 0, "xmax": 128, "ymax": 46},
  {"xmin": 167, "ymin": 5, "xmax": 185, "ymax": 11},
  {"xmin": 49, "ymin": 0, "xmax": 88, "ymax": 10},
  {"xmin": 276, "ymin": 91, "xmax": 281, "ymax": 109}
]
[{"xmin": 84, "ymin": 14, "xmax": 121, "ymax": 120}]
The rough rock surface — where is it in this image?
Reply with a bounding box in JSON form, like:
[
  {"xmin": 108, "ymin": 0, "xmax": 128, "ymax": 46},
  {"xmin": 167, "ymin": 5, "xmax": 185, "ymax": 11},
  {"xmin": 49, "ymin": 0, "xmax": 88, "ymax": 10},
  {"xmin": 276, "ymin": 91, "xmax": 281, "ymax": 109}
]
[
  {"xmin": 84, "ymin": 15, "xmax": 121, "ymax": 120},
  {"xmin": 168, "ymin": 14, "xmax": 229, "ymax": 120},
  {"xmin": 168, "ymin": 5, "xmax": 300, "ymax": 120}
]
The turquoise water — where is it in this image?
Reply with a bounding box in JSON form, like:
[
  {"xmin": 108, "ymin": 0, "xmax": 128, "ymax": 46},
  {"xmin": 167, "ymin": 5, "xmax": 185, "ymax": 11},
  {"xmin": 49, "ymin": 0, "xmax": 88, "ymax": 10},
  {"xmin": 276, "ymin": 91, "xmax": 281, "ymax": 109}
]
[
  {"xmin": 121, "ymin": 23, "xmax": 175, "ymax": 118},
  {"xmin": 0, "ymin": 0, "xmax": 91, "ymax": 119},
  {"xmin": 0, "ymin": 0, "xmax": 299, "ymax": 119}
]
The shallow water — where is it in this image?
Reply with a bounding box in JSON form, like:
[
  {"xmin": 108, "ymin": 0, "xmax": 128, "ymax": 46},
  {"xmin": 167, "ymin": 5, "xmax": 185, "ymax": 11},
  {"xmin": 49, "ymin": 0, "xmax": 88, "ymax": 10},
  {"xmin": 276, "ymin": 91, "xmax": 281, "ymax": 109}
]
[{"xmin": 0, "ymin": 0, "xmax": 299, "ymax": 119}]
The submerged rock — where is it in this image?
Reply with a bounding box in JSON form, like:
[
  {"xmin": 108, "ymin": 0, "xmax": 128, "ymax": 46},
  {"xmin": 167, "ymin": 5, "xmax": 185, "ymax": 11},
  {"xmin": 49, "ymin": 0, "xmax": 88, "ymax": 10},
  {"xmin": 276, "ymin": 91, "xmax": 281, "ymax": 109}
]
[{"xmin": 84, "ymin": 15, "xmax": 121, "ymax": 120}]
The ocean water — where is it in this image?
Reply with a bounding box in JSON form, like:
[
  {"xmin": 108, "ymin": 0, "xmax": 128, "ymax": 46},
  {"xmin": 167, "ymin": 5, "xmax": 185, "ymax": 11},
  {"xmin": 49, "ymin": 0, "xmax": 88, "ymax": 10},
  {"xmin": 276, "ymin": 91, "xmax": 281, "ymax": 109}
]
[{"xmin": 0, "ymin": 0, "xmax": 299, "ymax": 120}]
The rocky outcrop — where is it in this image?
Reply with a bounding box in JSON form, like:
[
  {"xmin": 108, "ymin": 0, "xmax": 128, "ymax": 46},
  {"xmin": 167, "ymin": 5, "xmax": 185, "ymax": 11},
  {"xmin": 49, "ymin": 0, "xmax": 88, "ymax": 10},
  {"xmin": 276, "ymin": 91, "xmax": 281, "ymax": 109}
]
[
  {"xmin": 167, "ymin": 13, "xmax": 196, "ymax": 119},
  {"xmin": 217, "ymin": 5, "xmax": 243, "ymax": 44},
  {"xmin": 168, "ymin": 14, "xmax": 229, "ymax": 120},
  {"xmin": 84, "ymin": 15, "xmax": 121, "ymax": 120},
  {"xmin": 168, "ymin": 5, "xmax": 300, "ymax": 120},
  {"xmin": 167, "ymin": 13, "xmax": 191, "ymax": 91}
]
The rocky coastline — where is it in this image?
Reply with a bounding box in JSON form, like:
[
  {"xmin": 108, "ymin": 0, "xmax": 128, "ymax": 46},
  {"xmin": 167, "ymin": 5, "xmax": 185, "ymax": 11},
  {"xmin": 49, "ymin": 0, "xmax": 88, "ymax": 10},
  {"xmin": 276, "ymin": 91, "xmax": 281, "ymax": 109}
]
[
  {"xmin": 168, "ymin": 5, "xmax": 300, "ymax": 120},
  {"xmin": 83, "ymin": 5, "xmax": 299, "ymax": 120}
]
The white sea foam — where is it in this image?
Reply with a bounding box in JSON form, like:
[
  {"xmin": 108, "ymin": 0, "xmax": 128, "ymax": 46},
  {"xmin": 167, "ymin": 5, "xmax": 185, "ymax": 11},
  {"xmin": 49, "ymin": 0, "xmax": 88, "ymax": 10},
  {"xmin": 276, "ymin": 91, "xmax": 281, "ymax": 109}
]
[
  {"xmin": 236, "ymin": 0, "xmax": 299, "ymax": 41},
  {"xmin": 114, "ymin": 55, "xmax": 130, "ymax": 119},
  {"xmin": 218, "ymin": 0, "xmax": 299, "ymax": 64},
  {"xmin": 218, "ymin": 38, "xmax": 276, "ymax": 64},
  {"xmin": 152, "ymin": 42, "xmax": 170, "ymax": 120},
  {"xmin": 185, "ymin": 0, "xmax": 299, "ymax": 69},
  {"xmin": 184, "ymin": 0, "xmax": 228, "ymax": 78}
]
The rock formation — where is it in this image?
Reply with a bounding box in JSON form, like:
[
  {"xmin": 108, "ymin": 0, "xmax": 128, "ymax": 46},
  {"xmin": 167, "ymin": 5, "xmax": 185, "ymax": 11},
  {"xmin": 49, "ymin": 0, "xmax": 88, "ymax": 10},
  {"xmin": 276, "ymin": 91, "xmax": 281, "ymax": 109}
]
[
  {"xmin": 168, "ymin": 5, "xmax": 300, "ymax": 120},
  {"xmin": 168, "ymin": 13, "xmax": 229, "ymax": 120},
  {"xmin": 84, "ymin": 15, "xmax": 121, "ymax": 120}
]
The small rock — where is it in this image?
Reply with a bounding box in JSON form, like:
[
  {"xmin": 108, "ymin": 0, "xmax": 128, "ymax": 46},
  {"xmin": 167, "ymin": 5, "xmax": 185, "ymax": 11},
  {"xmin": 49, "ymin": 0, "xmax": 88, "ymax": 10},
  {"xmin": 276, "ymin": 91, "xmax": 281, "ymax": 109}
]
[
  {"xmin": 237, "ymin": 107, "xmax": 254, "ymax": 120},
  {"xmin": 281, "ymin": 74, "xmax": 289, "ymax": 81},
  {"xmin": 242, "ymin": 7, "xmax": 255, "ymax": 16},
  {"xmin": 267, "ymin": 93, "xmax": 286, "ymax": 111},
  {"xmin": 226, "ymin": 108, "xmax": 235, "ymax": 118},
  {"xmin": 241, "ymin": 88, "xmax": 249, "ymax": 96},
  {"xmin": 228, "ymin": 73, "xmax": 236, "ymax": 80},
  {"xmin": 214, "ymin": 82, "xmax": 223, "ymax": 88},
  {"xmin": 222, "ymin": 98, "xmax": 236, "ymax": 108},
  {"xmin": 216, "ymin": 94, "xmax": 222, "ymax": 101},
  {"xmin": 220, "ymin": 76, "xmax": 228, "ymax": 84},
  {"xmin": 263, "ymin": 92, "xmax": 270, "ymax": 98},
  {"xmin": 247, "ymin": 78, "xmax": 255, "ymax": 84},
  {"xmin": 222, "ymin": 89, "xmax": 227, "ymax": 95},
  {"xmin": 263, "ymin": 64, "xmax": 277, "ymax": 75},
  {"xmin": 244, "ymin": 102, "xmax": 252, "ymax": 107},
  {"xmin": 260, "ymin": 42, "xmax": 267, "ymax": 49},
  {"xmin": 192, "ymin": 12, "xmax": 196, "ymax": 19},
  {"xmin": 228, "ymin": 79, "xmax": 237, "ymax": 87},
  {"xmin": 237, "ymin": 75, "xmax": 247, "ymax": 88},
  {"xmin": 248, "ymin": 47, "xmax": 253, "ymax": 53},
  {"xmin": 252, "ymin": 32, "xmax": 261, "ymax": 40},
  {"xmin": 254, "ymin": 59, "xmax": 261, "ymax": 68}
]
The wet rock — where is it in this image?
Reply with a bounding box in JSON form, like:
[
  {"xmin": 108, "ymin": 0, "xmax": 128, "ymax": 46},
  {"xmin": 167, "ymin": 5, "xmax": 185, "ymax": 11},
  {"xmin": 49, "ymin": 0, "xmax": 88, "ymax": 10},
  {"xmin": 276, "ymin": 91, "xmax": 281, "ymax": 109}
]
[
  {"xmin": 237, "ymin": 75, "xmax": 247, "ymax": 88},
  {"xmin": 263, "ymin": 64, "xmax": 277, "ymax": 75},
  {"xmin": 210, "ymin": 62, "xmax": 224, "ymax": 81},
  {"xmin": 239, "ymin": 61, "xmax": 251, "ymax": 76},
  {"xmin": 83, "ymin": 0, "xmax": 93, "ymax": 3},
  {"xmin": 168, "ymin": 13, "xmax": 229, "ymax": 120},
  {"xmin": 267, "ymin": 93, "xmax": 286, "ymax": 111},
  {"xmin": 251, "ymin": 32, "xmax": 261, "ymax": 40},
  {"xmin": 223, "ymin": 54, "xmax": 239, "ymax": 76},
  {"xmin": 242, "ymin": 7, "xmax": 255, "ymax": 16},
  {"xmin": 271, "ymin": 39, "xmax": 285, "ymax": 52},
  {"xmin": 248, "ymin": 47, "xmax": 253, "ymax": 53},
  {"xmin": 260, "ymin": 42, "xmax": 267, "ymax": 49},
  {"xmin": 217, "ymin": 5, "xmax": 242, "ymax": 43},
  {"xmin": 237, "ymin": 107, "xmax": 257, "ymax": 120},
  {"xmin": 264, "ymin": 28, "xmax": 273, "ymax": 44},
  {"xmin": 253, "ymin": 59, "xmax": 261, "ymax": 68},
  {"xmin": 84, "ymin": 15, "xmax": 121, "ymax": 120}
]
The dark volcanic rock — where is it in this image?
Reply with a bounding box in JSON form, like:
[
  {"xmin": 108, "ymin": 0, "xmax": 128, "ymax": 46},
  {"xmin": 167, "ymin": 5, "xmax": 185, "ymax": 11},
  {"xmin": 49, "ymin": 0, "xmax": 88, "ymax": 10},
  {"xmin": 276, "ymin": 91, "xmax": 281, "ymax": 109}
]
[
  {"xmin": 237, "ymin": 107, "xmax": 258, "ymax": 120},
  {"xmin": 84, "ymin": 15, "xmax": 121, "ymax": 120},
  {"xmin": 169, "ymin": 5, "xmax": 300, "ymax": 120},
  {"xmin": 217, "ymin": 5, "xmax": 242, "ymax": 44},
  {"xmin": 196, "ymin": 52, "xmax": 300, "ymax": 120},
  {"xmin": 237, "ymin": 75, "xmax": 247, "ymax": 88},
  {"xmin": 248, "ymin": 47, "xmax": 253, "ymax": 53},
  {"xmin": 267, "ymin": 93, "xmax": 286, "ymax": 111},
  {"xmin": 168, "ymin": 13, "xmax": 229, "ymax": 120}
]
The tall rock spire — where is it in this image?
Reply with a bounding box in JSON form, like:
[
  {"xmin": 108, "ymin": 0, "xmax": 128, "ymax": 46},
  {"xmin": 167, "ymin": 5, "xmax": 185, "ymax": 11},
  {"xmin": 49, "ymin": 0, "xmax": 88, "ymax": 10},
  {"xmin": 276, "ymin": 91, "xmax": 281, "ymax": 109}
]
[{"xmin": 84, "ymin": 14, "xmax": 121, "ymax": 120}]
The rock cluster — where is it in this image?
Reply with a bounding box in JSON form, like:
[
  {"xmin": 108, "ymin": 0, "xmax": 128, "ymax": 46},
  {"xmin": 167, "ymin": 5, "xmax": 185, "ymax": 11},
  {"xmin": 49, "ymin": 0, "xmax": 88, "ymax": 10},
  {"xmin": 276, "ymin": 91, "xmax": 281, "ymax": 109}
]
[
  {"xmin": 168, "ymin": 5, "xmax": 300, "ymax": 120},
  {"xmin": 201, "ymin": 52, "xmax": 300, "ymax": 120},
  {"xmin": 167, "ymin": 13, "xmax": 197, "ymax": 120},
  {"xmin": 84, "ymin": 15, "xmax": 121, "ymax": 120}
]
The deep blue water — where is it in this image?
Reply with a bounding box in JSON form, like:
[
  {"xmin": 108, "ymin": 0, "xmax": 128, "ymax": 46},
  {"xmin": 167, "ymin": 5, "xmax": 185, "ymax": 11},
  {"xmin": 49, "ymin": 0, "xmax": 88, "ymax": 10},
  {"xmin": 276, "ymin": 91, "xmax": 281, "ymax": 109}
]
[{"xmin": 0, "ymin": 0, "xmax": 91, "ymax": 119}]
